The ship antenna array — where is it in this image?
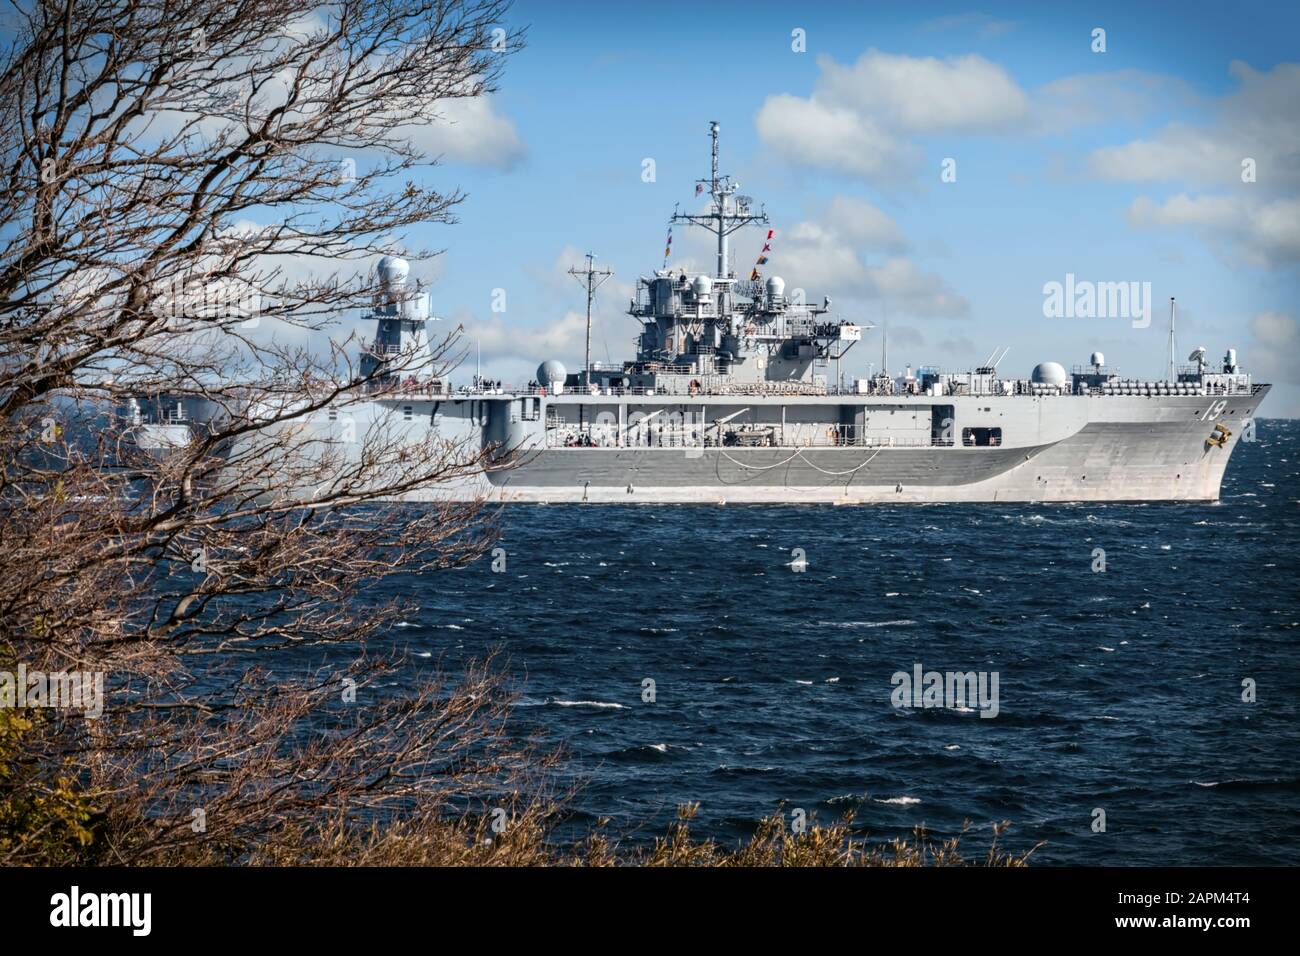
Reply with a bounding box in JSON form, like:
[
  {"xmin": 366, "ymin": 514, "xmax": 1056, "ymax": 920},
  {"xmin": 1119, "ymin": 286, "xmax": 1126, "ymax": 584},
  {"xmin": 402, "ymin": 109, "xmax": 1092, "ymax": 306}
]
[
  {"xmin": 670, "ymin": 121, "xmax": 769, "ymax": 283},
  {"xmin": 980, "ymin": 346, "xmax": 1010, "ymax": 372},
  {"xmin": 568, "ymin": 252, "xmax": 614, "ymax": 377},
  {"xmin": 1167, "ymin": 297, "xmax": 1177, "ymax": 382}
]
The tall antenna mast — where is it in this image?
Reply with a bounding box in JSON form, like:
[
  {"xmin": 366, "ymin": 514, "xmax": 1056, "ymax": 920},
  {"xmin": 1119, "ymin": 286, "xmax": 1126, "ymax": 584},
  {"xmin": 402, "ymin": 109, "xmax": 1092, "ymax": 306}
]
[
  {"xmin": 671, "ymin": 121, "xmax": 769, "ymax": 289},
  {"xmin": 1167, "ymin": 297, "xmax": 1177, "ymax": 382},
  {"xmin": 568, "ymin": 251, "xmax": 614, "ymax": 379},
  {"xmin": 882, "ymin": 314, "xmax": 889, "ymax": 376}
]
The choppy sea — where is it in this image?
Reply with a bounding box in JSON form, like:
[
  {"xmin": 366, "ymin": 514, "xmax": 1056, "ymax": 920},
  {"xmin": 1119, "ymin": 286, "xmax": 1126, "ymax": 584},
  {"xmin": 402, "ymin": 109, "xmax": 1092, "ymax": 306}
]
[{"xmin": 374, "ymin": 419, "xmax": 1299, "ymax": 864}]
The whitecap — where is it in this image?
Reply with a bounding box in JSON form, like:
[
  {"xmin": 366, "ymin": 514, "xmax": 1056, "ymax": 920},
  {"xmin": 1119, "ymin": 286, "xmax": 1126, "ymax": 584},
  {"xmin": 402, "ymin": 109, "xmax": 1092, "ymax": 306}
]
[
  {"xmin": 874, "ymin": 796, "xmax": 921, "ymax": 806},
  {"xmin": 552, "ymin": 699, "xmax": 626, "ymax": 709},
  {"xmin": 816, "ymin": 619, "xmax": 916, "ymax": 629}
]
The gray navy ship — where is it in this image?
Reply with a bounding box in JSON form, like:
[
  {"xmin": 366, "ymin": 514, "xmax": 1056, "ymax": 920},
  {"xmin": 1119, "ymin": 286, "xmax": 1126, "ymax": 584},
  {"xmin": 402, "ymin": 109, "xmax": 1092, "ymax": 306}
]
[{"xmin": 133, "ymin": 122, "xmax": 1269, "ymax": 504}]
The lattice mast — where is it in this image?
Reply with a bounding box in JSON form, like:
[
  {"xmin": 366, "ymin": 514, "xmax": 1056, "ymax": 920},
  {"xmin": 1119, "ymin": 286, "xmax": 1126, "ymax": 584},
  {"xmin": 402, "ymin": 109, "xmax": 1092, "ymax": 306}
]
[
  {"xmin": 568, "ymin": 252, "xmax": 613, "ymax": 377},
  {"xmin": 670, "ymin": 121, "xmax": 769, "ymax": 311}
]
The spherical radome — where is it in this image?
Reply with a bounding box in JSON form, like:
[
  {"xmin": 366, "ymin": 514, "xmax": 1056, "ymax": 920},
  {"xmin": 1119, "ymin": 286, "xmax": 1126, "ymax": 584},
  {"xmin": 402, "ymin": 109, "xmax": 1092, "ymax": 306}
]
[
  {"xmin": 377, "ymin": 255, "xmax": 410, "ymax": 284},
  {"xmin": 537, "ymin": 360, "xmax": 567, "ymax": 387},
  {"xmin": 1031, "ymin": 361, "xmax": 1067, "ymax": 387}
]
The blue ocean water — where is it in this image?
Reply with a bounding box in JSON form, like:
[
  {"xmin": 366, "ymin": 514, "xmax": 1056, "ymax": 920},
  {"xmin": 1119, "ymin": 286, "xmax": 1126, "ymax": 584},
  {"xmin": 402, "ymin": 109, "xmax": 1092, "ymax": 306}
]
[{"xmin": 386, "ymin": 420, "xmax": 1299, "ymax": 864}]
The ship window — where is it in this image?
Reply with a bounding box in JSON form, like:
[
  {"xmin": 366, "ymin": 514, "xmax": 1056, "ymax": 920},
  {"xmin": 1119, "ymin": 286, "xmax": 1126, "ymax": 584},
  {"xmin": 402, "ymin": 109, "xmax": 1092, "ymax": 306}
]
[
  {"xmin": 962, "ymin": 427, "xmax": 1002, "ymax": 447},
  {"xmin": 328, "ymin": 409, "xmax": 337, "ymax": 422},
  {"xmin": 403, "ymin": 405, "xmax": 413, "ymax": 421}
]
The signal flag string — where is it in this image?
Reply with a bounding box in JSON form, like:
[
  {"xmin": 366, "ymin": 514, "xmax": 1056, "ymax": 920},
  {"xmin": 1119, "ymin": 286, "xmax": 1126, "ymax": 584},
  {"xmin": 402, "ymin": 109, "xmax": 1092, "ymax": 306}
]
[{"xmin": 749, "ymin": 229, "xmax": 775, "ymax": 281}]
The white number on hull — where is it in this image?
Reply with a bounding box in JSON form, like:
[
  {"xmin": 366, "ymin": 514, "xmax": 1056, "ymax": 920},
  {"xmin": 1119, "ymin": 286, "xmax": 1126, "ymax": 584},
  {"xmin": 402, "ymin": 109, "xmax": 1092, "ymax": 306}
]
[{"xmin": 1200, "ymin": 400, "xmax": 1228, "ymax": 421}]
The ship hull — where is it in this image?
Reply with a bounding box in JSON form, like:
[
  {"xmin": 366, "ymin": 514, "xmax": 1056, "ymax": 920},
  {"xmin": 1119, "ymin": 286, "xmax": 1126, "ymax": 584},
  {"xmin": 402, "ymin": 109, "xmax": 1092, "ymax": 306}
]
[
  {"xmin": 463, "ymin": 389, "xmax": 1268, "ymax": 503},
  {"xmin": 479, "ymin": 425, "xmax": 1253, "ymax": 503},
  {"xmin": 226, "ymin": 387, "xmax": 1270, "ymax": 505}
]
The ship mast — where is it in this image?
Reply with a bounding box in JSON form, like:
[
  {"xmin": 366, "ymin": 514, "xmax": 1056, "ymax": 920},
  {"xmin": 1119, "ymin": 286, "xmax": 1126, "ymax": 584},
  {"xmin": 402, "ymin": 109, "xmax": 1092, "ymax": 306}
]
[
  {"xmin": 1167, "ymin": 297, "xmax": 1177, "ymax": 382},
  {"xmin": 671, "ymin": 121, "xmax": 768, "ymax": 291},
  {"xmin": 568, "ymin": 251, "xmax": 613, "ymax": 380}
]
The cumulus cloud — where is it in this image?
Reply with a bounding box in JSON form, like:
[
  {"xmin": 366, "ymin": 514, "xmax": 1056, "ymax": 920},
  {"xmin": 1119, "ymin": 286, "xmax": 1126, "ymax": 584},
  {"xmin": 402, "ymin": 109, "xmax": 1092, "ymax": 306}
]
[
  {"xmin": 1033, "ymin": 69, "xmax": 1197, "ymax": 133},
  {"xmin": 400, "ymin": 94, "xmax": 525, "ymax": 170},
  {"xmin": 756, "ymin": 49, "xmax": 1028, "ymax": 182},
  {"xmin": 459, "ymin": 309, "xmax": 590, "ymax": 365},
  {"xmin": 1128, "ymin": 194, "xmax": 1300, "ymax": 268},
  {"xmin": 755, "ymin": 94, "xmax": 916, "ymax": 180},
  {"xmin": 1087, "ymin": 61, "xmax": 1300, "ymax": 191},
  {"xmin": 774, "ymin": 198, "xmax": 968, "ymax": 319},
  {"xmin": 1088, "ymin": 61, "xmax": 1300, "ymax": 269}
]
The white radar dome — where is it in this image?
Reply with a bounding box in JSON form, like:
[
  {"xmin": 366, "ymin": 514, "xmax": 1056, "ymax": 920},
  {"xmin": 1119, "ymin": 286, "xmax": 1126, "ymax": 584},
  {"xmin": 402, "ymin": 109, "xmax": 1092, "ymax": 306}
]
[
  {"xmin": 1031, "ymin": 361, "xmax": 1068, "ymax": 387},
  {"xmin": 377, "ymin": 255, "xmax": 410, "ymax": 285},
  {"xmin": 766, "ymin": 276, "xmax": 785, "ymax": 297},
  {"xmin": 537, "ymin": 360, "xmax": 567, "ymax": 387},
  {"xmin": 692, "ymin": 275, "xmax": 712, "ymax": 296},
  {"xmin": 1090, "ymin": 351, "xmax": 1105, "ymax": 367}
]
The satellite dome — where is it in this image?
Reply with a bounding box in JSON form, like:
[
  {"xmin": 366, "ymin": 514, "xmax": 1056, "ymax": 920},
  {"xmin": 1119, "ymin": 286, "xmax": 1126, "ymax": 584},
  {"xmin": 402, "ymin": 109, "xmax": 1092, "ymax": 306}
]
[
  {"xmin": 537, "ymin": 360, "xmax": 567, "ymax": 387},
  {"xmin": 692, "ymin": 274, "xmax": 712, "ymax": 296},
  {"xmin": 766, "ymin": 276, "xmax": 785, "ymax": 297},
  {"xmin": 1090, "ymin": 351, "xmax": 1105, "ymax": 367},
  {"xmin": 1031, "ymin": 361, "xmax": 1067, "ymax": 387},
  {"xmin": 376, "ymin": 255, "xmax": 410, "ymax": 285}
]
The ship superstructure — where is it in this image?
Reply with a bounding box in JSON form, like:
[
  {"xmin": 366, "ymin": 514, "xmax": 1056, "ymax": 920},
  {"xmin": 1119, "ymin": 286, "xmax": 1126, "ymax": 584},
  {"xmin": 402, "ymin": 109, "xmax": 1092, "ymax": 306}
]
[{"xmin": 130, "ymin": 122, "xmax": 1269, "ymax": 504}]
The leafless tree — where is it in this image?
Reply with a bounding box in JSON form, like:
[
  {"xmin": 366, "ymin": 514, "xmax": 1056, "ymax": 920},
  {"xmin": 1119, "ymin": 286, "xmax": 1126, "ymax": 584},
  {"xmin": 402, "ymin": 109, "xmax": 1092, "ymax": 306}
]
[{"xmin": 0, "ymin": 0, "xmax": 535, "ymax": 864}]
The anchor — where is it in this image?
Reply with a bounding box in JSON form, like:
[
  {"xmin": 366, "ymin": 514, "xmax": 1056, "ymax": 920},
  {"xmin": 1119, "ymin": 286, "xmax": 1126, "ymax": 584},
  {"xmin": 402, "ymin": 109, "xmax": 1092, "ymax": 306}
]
[{"xmin": 1205, "ymin": 422, "xmax": 1231, "ymax": 448}]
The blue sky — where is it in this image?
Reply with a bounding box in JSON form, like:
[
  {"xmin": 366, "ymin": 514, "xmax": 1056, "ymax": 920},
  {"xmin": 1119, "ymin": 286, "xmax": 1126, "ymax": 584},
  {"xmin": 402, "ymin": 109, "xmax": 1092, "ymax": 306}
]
[{"xmin": 368, "ymin": 0, "xmax": 1300, "ymax": 413}]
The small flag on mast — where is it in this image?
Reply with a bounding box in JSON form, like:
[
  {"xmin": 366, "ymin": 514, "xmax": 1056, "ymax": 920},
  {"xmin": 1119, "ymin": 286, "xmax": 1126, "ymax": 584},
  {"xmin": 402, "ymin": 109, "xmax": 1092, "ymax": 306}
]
[{"xmin": 751, "ymin": 230, "xmax": 776, "ymax": 280}]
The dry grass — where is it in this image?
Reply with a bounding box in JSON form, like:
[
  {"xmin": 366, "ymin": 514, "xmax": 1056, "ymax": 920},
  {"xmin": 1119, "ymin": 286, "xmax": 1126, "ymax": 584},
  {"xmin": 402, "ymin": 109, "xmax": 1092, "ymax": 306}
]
[{"xmin": 235, "ymin": 801, "xmax": 1040, "ymax": 868}]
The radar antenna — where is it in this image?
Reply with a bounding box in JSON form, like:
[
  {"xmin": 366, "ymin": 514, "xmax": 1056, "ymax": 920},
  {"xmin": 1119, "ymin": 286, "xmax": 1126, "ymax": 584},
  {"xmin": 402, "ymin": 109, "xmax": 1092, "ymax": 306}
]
[{"xmin": 671, "ymin": 121, "xmax": 769, "ymax": 293}]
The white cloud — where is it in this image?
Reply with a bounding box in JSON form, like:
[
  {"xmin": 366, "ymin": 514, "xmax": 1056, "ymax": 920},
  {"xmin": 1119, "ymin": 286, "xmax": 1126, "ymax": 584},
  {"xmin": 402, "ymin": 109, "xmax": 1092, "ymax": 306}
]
[
  {"xmin": 1128, "ymin": 194, "xmax": 1300, "ymax": 268},
  {"xmin": 400, "ymin": 95, "xmax": 525, "ymax": 170},
  {"xmin": 1033, "ymin": 70, "xmax": 1197, "ymax": 133},
  {"xmin": 756, "ymin": 49, "xmax": 1028, "ymax": 182},
  {"xmin": 822, "ymin": 195, "xmax": 908, "ymax": 249},
  {"xmin": 1088, "ymin": 61, "xmax": 1299, "ymax": 191},
  {"xmin": 457, "ymin": 309, "xmax": 589, "ymax": 367},
  {"xmin": 816, "ymin": 50, "xmax": 1029, "ymax": 132},
  {"xmin": 1088, "ymin": 61, "xmax": 1300, "ymax": 269},
  {"xmin": 755, "ymin": 94, "xmax": 915, "ymax": 180},
  {"xmin": 775, "ymin": 199, "xmax": 968, "ymax": 319}
]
